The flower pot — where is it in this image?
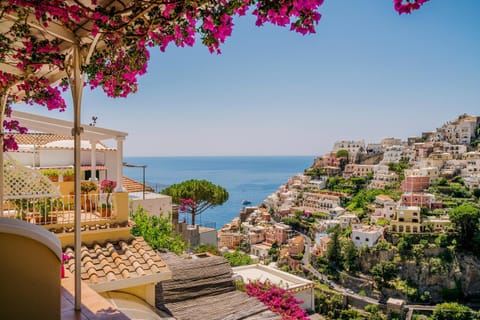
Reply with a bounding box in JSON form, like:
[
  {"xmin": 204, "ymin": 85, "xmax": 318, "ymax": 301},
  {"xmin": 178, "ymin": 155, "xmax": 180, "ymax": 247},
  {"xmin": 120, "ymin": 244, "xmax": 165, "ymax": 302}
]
[
  {"xmin": 100, "ymin": 207, "xmax": 112, "ymax": 218},
  {"xmin": 33, "ymin": 214, "xmax": 57, "ymax": 225},
  {"xmin": 81, "ymin": 195, "xmax": 97, "ymax": 212}
]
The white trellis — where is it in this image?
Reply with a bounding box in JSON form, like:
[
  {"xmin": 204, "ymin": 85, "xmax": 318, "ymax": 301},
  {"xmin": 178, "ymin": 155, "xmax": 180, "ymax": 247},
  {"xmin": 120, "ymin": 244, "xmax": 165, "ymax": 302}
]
[{"xmin": 3, "ymin": 155, "xmax": 60, "ymax": 200}]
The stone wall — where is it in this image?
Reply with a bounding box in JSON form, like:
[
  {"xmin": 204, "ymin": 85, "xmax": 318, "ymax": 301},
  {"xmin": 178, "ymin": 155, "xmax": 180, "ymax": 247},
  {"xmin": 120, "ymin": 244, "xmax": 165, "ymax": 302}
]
[
  {"xmin": 346, "ymin": 294, "xmax": 380, "ymax": 311},
  {"xmin": 339, "ymin": 272, "xmax": 375, "ymax": 295}
]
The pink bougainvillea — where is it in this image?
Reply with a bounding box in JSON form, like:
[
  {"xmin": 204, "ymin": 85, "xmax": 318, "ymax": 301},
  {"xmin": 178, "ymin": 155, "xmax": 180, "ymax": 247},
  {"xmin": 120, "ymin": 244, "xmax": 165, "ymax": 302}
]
[
  {"xmin": 0, "ymin": 1, "xmax": 428, "ymax": 150},
  {"xmin": 246, "ymin": 281, "xmax": 310, "ymax": 320},
  {"xmin": 100, "ymin": 179, "xmax": 117, "ymax": 194},
  {"xmin": 100, "ymin": 179, "xmax": 117, "ymax": 204},
  {"xmin": 393, "ymin": 0, "xmax": 429, "ymax": 14},
  {"xmin": 179, "ymin": 198, "xmax": 196, "ymax": 212},
  {"xmin": 61, "ymin": 253, "xmax": 71, "ymax": 278}
]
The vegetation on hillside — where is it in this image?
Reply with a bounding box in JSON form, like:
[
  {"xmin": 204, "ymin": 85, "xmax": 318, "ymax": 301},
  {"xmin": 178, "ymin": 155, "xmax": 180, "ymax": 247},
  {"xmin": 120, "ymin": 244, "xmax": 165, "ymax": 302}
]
[{"xmin": 130, "ymin": 207, "xmax": 187, "ymax": 254}]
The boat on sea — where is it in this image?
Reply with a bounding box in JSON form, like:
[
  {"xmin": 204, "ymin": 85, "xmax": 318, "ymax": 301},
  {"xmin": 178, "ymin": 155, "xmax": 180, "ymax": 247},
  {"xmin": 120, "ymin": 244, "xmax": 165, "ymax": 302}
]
[{"xmin": 241, "ymin": 200, "xmax": 251, "ymax": 205}]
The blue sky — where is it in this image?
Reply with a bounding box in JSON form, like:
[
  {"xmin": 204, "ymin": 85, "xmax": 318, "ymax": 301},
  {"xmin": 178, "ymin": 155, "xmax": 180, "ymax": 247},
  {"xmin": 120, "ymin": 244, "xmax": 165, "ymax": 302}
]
[{"xmin": 15, "ymin": 0, "xmax": 480, "ymax": 157}]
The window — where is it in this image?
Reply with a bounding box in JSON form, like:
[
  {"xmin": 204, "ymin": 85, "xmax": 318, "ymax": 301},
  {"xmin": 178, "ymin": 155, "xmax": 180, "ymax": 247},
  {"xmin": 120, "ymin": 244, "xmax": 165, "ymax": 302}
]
[
  {"xmin": 366, "ymin": 238, "xmax": 369, "ymax": 242},
  {"xmin": 355, "ymin": 236, "xmax": 360, "ymax": 240}
]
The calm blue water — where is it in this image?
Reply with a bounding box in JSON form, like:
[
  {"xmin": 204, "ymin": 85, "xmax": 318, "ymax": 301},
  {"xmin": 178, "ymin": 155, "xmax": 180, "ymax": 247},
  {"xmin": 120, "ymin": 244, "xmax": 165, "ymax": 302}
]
[{"xmin": 123, "ymin": 156, "xmax": 314, "ymax": 229}]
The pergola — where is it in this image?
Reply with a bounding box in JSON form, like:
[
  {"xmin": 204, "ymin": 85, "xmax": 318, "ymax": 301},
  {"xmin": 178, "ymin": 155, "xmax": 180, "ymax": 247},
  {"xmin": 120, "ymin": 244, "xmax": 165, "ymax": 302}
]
[
  {"xmin": 10, "ymin": 110, "xmax": 128, "ymax": 184},
  {"xmin": 0, "ymin": 1, "xmax": 132, "ymax": 310}
]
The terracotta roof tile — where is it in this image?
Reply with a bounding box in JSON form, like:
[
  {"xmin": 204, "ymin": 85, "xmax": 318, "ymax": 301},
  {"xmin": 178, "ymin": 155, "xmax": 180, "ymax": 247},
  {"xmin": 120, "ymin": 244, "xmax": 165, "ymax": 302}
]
[
  {"xmin": 122, "ymin": 176, "xmax": 154, "ymax": 193},
  {"xmin": 10, "ymin": 133, "xmax": 111, "ymax": 150},
  {"xmin": 64, "ymin": 237, "xmax": 167, "ymax": 285},
  {"xmin": 9, "ymin": 133, "xmax": 73, "ymax": 145}
]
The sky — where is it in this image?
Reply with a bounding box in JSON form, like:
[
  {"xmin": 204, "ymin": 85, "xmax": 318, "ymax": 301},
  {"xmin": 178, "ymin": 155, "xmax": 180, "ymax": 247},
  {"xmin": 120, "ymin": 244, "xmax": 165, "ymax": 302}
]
[{"xmin": 14, "ymin": 0, "xmax": 480, "ymax": 157}]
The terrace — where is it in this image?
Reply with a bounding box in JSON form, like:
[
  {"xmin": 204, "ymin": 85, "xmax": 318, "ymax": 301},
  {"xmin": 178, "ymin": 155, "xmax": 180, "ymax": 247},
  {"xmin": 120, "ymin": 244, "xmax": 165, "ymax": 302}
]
[
  {"xmin": 0, "ymin": 111, "xmax": 173, "ymax": 319},
  {"xmin": 2, "ymin": 127, "xmax": 124, "ymax": 233}
]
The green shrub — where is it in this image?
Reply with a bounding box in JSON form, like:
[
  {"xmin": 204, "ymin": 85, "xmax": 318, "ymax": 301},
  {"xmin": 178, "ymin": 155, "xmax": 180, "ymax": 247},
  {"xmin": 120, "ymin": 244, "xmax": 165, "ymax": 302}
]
[{"xmin": 223, "ymin": 251, "xmax": 253, "ymax": 267}]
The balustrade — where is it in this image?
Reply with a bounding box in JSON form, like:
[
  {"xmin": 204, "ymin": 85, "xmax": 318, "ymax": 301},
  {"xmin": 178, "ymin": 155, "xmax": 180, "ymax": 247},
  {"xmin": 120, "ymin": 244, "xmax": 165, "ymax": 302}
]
[{"xmin": 2, "ymin": 194, "xmax": 115, "ymax": 226}]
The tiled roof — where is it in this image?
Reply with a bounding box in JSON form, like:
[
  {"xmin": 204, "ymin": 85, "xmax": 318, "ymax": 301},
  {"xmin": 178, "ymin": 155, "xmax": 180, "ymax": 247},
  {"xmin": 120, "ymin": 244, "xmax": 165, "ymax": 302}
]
[
  {"xmin": 9, "ymin": 133, "xmax": 110, "ymax": 149},
  {"xmin": 9, "ymin": 133, "xmax": 72, "ymax": 145},
  {"xmin": 122, "ymin": 176, "xmax": 154, "ymax": 193},
  {"xmin": 64, "ymin": 237, "xmax": 169, "ymax": 289},
  {"xmin": 81, "ymin": 165, "xmax": 107, "ymax": 171}
]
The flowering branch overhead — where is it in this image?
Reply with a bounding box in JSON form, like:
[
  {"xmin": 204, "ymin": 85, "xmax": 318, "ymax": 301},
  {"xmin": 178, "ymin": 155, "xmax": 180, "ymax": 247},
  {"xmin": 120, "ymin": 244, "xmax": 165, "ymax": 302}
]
[
  {"xmin": 394, "ymin": 0, "xmax": 429, "ymax": 15},
  {"xmin": 0, "ymin": 0, "xmax": 428, "ymax": 150}
]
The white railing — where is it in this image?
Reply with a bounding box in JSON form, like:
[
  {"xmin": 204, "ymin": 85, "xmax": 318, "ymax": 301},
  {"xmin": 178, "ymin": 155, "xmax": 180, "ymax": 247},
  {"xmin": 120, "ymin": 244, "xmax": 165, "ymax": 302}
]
[{"xmin": 2, "ymin": 194, "xmax": 115, "ymax": 226}]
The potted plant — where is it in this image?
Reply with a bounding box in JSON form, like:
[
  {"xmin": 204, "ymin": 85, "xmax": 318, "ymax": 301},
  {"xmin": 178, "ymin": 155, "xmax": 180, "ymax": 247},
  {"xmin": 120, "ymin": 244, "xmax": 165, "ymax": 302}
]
[
  {"xmin": 41, "ymin": 169, "xmax": 60, "ymax": 182},
  {"xmin": 36, "ymin": 198, "xmax": 58, "ymax": 224},
  {"xmin": 100, "ymin": 179, "xmax": 116, "ymax": 217},
  {"xmin": 81, "ymin": 181, "xmax": 97, "ymax": 211},
  {"xmin": 61, "ymin": 168, "xmax": 74, "ymax": 182}
]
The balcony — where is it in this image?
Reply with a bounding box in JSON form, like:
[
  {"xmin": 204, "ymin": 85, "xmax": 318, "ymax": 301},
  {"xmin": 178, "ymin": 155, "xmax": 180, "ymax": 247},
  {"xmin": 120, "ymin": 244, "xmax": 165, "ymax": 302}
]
[{"xmin": 3, "ymin": 194, "xmax": 116, "ymax": 228}]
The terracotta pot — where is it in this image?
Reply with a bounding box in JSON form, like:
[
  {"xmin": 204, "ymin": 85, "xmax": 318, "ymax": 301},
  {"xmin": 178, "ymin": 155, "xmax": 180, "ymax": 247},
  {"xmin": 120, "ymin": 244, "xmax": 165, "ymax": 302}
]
[
  {"xmin": 33, "ymin": 214, "xmax": 57, "ymax": 225},
  {"xmin": 100, "ymin": 207, "xmax": 112, "ymax": 218},
  {"xmin": 81, "ymin": 195, "xmax": 97, "ymax": 212}
]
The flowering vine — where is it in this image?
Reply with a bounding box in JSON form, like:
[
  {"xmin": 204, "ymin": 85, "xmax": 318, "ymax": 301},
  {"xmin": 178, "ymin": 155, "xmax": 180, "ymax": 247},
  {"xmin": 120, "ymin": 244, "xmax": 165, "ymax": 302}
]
[
  {"xmin": 179, "ymin": 198, "xmax": 196, "ymax": 213},
  {"xmin": 393, "ymin": 0, "xmax": 429, "ymax": 14},
  {"xmin": 100, "ymin": 179, "xmax": 117, "ymax": 205},
  {"xmin": 61, "ymin": 253, "xmax": 72, "ymax": 278},
  {"xmin": 0, "ymin": 1, "xmax": 428, "ymax": 150},
  {"xmin": 246, "ymin": 281, "xmax": 309, "ymax": 319}
]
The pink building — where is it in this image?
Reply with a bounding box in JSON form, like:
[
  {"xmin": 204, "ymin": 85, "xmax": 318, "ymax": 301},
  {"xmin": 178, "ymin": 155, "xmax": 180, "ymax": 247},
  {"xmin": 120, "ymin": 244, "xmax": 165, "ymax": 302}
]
[
  {"xmin": 217, "ymin": 232, "xmax": 243, "ymax": 249},
  {"xmin": 315, "ymin": 237, "xmax": 331, "ymax": 257},
  {"xmin": 401, "ymin": 193, "xmax": 442, "ymax": 210},
  {"xmin": 265, "ymin": 223, "xmax": 291, "ymax": 245},
  {"xmin": 401, "ymin": 176, "xmax": 430, "ymax": 192},
  {"xmin": 324, "ymin": 152, "xmax": 342, "ymax": 167},
  {"xmin": 287, "ymin": 236, "xmax": 305, "ymax": 256},
  {"xmin": 247, "ymin": 227, "xmax": 266, "ymax": 245}
]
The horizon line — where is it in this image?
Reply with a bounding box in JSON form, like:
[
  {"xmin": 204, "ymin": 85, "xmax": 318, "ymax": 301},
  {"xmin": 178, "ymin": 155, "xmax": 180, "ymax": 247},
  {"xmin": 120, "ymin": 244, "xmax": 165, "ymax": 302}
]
[{"xmin": 123, "ymin": 154, "xmax": 319, "ymax": 158}]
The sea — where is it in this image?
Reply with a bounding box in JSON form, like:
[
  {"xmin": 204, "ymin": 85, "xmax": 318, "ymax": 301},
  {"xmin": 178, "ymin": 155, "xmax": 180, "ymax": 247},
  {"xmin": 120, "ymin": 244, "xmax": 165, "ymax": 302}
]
[{"xmin": 123, "ymin": 156, "xmax": 315, "ymax": 229}]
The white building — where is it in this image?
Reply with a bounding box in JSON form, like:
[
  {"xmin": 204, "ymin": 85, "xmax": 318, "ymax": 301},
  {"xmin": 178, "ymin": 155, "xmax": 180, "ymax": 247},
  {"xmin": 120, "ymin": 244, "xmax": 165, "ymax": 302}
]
[
  {"xmin": 372, "ymin": 200, "xmax": 396, "ymax": 222},
  {"xmin": 369, "ymin": 165, "xmax": 399, "ymax": 189},
  {"xmin": 351, "ymin": 224, "xmax": 384, "ymax": 247},
  {"xmin": 381, "ymin": 138, "xmax": 403, "ymax": 147},
  {"xmin": 129, "ymin": 191, "xmax": 172, "ymax": 217},
  {"xmin": 404, "ymin": 167, "xmax": 439, "ymax": 180},
  {"xmin": 316, "ymin": 219, "xmax": 340, "ymax": 232},
  {"xmin": 302, "ymin": 192, "xmax": 342, "ymax": 214},
  {"xmin": 381, "ymin": 145, "xmax": 405, "ymax": 164},
  {"xmin": 441, "ymin": 115, "xmax": 479, "ymax": 145},
  {"xmin": 463, "ymin": 175, "xmax": 480, "ymax": 189},
  {"xmin": 366, "ymin": 143, "xmax": 383, "ymax": 155},
  {"xmin": 233, "ymin": 264, "xmax": 315, "ymax": 311},
  {"xmin": 308, "ymin": 177, "xmax": 327, "ymax": 190},
  {"xmin": 250, "ymin": 243, "xmax": 271, "ymax": 259},
  {"xmin": 337, "ymin": 213, "xmax": 359, "ymax": 229},
  {"xmin": 7, "ymin": 110, "xmax": 128, "ymax": 190},
  {"xmin": 332, "ymin": 140, "xmax": 366, "ymax": 155}
]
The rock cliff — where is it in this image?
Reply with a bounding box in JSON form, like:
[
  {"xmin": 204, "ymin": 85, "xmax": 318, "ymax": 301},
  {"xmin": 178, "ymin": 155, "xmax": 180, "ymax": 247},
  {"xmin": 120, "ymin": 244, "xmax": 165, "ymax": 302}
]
[{"xmin": 359, "ymin": 250, "xmax": 480, "ymax": 303}]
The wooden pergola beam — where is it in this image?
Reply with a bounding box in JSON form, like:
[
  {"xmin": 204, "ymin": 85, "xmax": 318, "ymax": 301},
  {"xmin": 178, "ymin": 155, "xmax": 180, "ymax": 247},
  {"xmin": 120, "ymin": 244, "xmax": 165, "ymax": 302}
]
[{"xmin": 4, "ymin": 12, "xmax": 77, "ymax": 44}]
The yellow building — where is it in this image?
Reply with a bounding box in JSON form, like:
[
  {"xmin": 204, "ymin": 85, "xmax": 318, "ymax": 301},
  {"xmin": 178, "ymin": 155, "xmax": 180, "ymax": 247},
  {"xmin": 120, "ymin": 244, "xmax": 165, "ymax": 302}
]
[{"xmin": 390, "ymin": 206, "xmax": 422, "ymax": 233}]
